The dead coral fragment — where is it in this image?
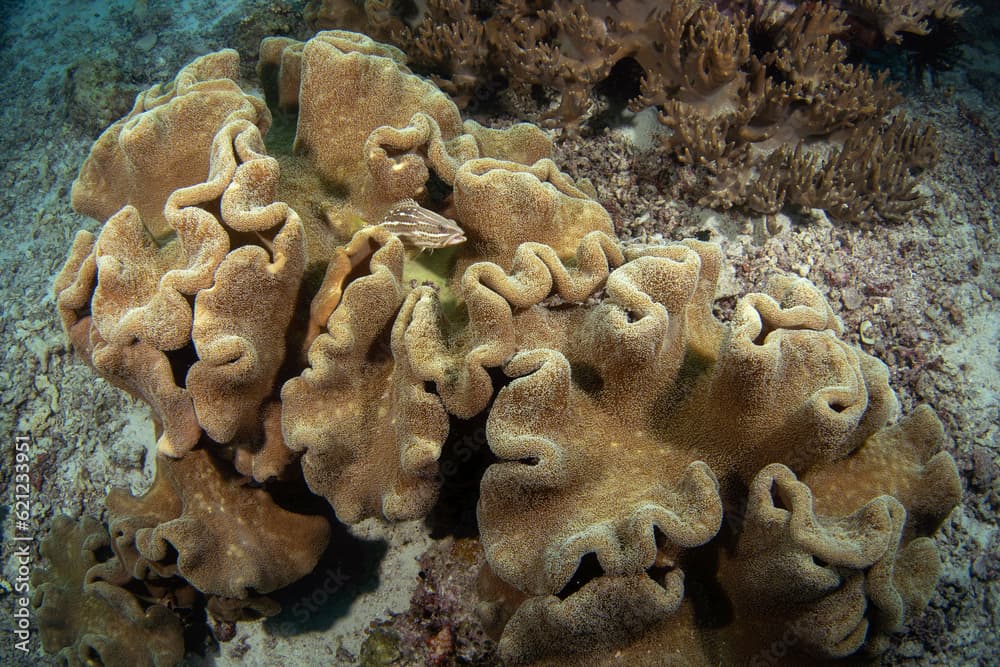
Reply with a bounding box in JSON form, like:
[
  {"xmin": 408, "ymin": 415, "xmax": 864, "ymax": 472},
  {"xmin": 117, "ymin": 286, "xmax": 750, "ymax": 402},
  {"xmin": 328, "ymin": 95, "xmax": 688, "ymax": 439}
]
[{"xmin": 31, "ymin": 516, "xmax": 185, "ymax": 667}]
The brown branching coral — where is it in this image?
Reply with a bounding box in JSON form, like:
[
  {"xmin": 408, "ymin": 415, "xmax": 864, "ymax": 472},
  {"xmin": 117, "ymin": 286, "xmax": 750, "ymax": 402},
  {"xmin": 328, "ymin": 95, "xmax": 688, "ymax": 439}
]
[
  {"xmin": 304, "ymin": 0, "xmax": 948, "ymax": 223},
  {"xmin": 51, "ymin": 29, "xmax": 959, "ymax": 666},
  {"xmin": 845, "ymin": 0, "xmax": 966, "ymax": 43},
  {"xmin": 643, "ymin": 3, "xmax": 937, "ymax": 222},
  {"xmin": 402, "ymin": 0, "xmax": 492, "ymax": 107}
]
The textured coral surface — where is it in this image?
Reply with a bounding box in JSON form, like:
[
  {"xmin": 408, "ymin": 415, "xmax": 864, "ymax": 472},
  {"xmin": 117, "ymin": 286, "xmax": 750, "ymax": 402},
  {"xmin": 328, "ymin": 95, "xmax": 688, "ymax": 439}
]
[
  {"xmin": 34, "ymin": 24, "xmax": 966, "ymax": 667},
  {"xmin": 30, "ymin": 516, "xmax": 185, "ymax": 667}
]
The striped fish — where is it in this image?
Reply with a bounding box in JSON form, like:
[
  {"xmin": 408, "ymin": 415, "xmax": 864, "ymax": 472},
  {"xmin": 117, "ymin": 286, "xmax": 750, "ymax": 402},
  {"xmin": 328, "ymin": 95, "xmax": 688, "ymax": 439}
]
[{"xmin": 376, "ymin": 199, "xmax": 466, "ymax": 249}]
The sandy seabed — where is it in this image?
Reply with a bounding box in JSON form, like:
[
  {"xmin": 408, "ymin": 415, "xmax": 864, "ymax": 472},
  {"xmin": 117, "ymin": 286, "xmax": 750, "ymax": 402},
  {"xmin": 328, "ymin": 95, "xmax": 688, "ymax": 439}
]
[{"xmin": 0, "ymin": 1, "xmax": 996, "ymax": 665}]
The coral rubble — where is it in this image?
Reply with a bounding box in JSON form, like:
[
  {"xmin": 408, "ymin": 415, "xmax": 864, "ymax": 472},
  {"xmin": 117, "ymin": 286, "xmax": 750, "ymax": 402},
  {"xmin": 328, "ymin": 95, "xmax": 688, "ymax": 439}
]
[{"xmin": 47, "ymin": 29, "xmax": 960, "ymax": 667}]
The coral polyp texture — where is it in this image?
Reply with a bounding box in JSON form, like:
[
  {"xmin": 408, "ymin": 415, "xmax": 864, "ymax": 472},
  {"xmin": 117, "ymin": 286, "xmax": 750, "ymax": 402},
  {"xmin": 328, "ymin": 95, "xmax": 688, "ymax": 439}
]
[
  {"xmin": 48, "ymin": 29, "xmax": 960, "ymax": 666},
  {"xmin": 475, "ymin": 252, "xmax": 961, "ymax": 664}
]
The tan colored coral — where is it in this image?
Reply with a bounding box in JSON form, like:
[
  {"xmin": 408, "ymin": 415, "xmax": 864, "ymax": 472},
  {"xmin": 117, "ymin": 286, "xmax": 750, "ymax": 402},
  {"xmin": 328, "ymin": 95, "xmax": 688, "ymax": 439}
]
[
  {"xmin": 31, "ymin": 516, "xmax": 185, "ymax": 667},
  {"xmin": 106, "ymin": 448, "xmax": 330, "ymax": 600},
  {"xmin": 282, "ymin": 227, "xmax": 449, "ymax": 523},
  {"xmin": 281, "ymin": 152, "xmax": 617, "ymax": 521},
  {"xmin": 273, "ymin": 31, "xmax": 473, "ymax": 210},
  {"xmin": 56, "ymin": 49, "xmax": 304, "ymax": 457},
  {"xmin": 400, "ymin": 160, "xmax": 618, "ymax": 419},
  {"xmin": 723, "ymin": 408, "xmax": 961, "ymax": 658},
  {"xmin": 476, "ymin": 242, "xmax": 960, "ymax": 664},
  {"xmin": 58, "ymin": 29, "xmax": 559, "ymax": 518},
  {"xmin": 51, "ymin": 27, "xmax": 960, "ymax": 666},
  {"xmin": 71, "ymin": 49, "xmax": 270, "ymax": 241},
  {"xmin": 256, "ymin": 30, "xmax": 553, "ymax": 259}
]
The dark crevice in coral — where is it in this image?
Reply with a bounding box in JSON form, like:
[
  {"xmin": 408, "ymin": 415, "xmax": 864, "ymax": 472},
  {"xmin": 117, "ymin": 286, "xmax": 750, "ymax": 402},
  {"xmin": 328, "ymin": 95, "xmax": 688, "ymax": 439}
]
[
  {"xmin": 277, "ymin": 261, "xmax": 322, "ymax": 379},
  {"xmin": 769, "ymin": 481, "xmax": 789, "ymax": 511},
  {"xmin": 597, "ymin": 57, "xmax": 645, "ymax": 108},
  {"xmin": 751, "ymin": 319, "xmax": 775, "ymax": 346},
  {"xmin": 427, "ymin": 366, "xmax": 510, "ymax": 539},
  {"xmin": 556, "ymin": 552, "xmax": 604, "ymax": 601},
  {"xmin": 258, "ymin": 60, "xmax": 284, "ymax": 114},
  {"xmin": 194, "ymin": 197, "xmax": 224, "ymax": 227},
  {"xmin": 81, "ymin": 644, "xmax": 105, "ymax": 666},
  {"xmin": 227, "ymin": 226, "xmax": 280, "ymax": 262},
  {"xmin": 717, "ymin": 478, "xmax": 750, "ymax": 554},
  {"xmin": 265, "ymin": 471, "xmax": 334, "ymax": 519},
  {"xmin": 364, "ymin": 310, "xmax": 396, "ymax": 367},
  {"xmin": 159, "ymin": 541, "xmax": 180, "ymax": 569},
  {"xmin": 747, "ymin": 17, "xmax": 778, "ymax": 64},
  {"xmin": 426, "ymin": 409, "xmax": 496, "ymax": 539},
  {"xmin": 679, "ymin": 543, "xmax": 733, "ymax": 630},
  {"xmin": 570, "ymin": 361, "xmax": 604, "ymax": 395},
  {"xmin": 424, "ymin": 169, "xmax": 452, "ymax": 208},
  {"xmin": 92, "ymin": 541, "xmax": 114, "ymax": 565},
  {"xmin": 164, "ymin": 342, "xmax": 198, "ymax": 389}
]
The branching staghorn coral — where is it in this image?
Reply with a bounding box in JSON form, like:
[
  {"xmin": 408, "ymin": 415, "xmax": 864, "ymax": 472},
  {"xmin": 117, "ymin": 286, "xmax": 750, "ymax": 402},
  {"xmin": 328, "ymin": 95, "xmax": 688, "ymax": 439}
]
[{"xmin": 49, "ymin": 29, "xmax": 959, "ymax": 666}]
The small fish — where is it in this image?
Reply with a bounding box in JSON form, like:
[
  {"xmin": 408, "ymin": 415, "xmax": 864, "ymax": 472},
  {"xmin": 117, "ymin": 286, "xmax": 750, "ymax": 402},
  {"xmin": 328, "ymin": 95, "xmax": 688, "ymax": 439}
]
[{"xmin": 376, "ymin": 199, "xmax": 466, "ymax": 249}]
